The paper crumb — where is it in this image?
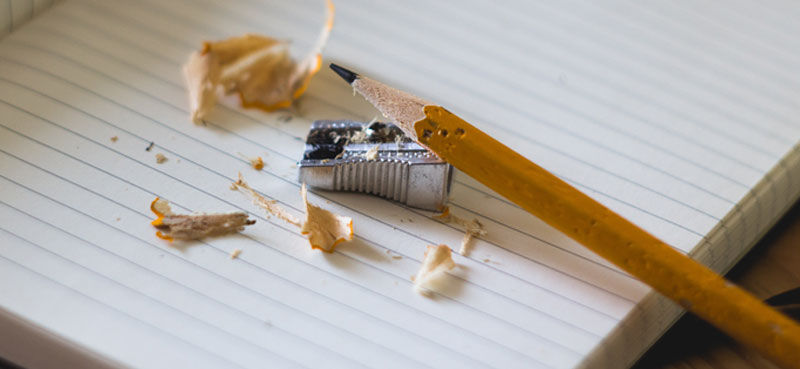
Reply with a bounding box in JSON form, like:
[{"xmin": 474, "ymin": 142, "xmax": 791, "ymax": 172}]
[
  {"xmin": 413, "ymin": 245, "xmax": 456, "ymax": 295},
  {"xmin": 155, "ymin": 153, "xmax": 168, "ymax": 164},
  {"xmin": 230, "ymin": 249, "xmax": 242, "ymax": 259},
  {"xmin": 182, "ymin": 0, "xmax": 335, "ymax": 123},
  {"xmin": 110, "ymin": 136, "xmax": 118, "ymax": 143},
  {"xmin": 364, "ymin": 145, "xmax": 379, "ymax": 161},
  {"xmin": 434, "ymin": 206, "xmax": 486, "ymax": 256},
  {"xmin": 149, "ymin": 198, "xmax": 255, "ymax": 241}
]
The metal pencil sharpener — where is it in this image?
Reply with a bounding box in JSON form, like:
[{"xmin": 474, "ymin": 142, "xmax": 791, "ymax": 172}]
[{"xmin": 297, "ymin": 120, "xmax": 453, "ymax": 211}]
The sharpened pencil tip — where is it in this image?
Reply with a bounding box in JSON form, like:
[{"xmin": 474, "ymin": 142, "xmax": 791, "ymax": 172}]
[{"xmin": 329, "ymin": 63, "xmax": 358, "ymax": 84}]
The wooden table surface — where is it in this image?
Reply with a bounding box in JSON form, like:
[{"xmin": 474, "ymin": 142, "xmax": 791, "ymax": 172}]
[{"xmin": 635, "ymin": 201, "xmax": 800, "ymax": 369}]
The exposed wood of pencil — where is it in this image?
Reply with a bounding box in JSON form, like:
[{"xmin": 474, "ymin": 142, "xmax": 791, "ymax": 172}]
[{"xmin": 333, "ymin": 65, "xmax": 800, "ymax": 369}]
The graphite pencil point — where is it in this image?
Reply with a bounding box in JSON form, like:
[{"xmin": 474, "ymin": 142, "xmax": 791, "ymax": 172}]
[{"xmin": 329, "ymin": 63, "xmax": 358, "ymax": 84}]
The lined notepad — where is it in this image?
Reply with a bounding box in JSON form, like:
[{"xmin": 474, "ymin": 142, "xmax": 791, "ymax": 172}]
[{"xmin": 0, "ymin": 0, "xmax": 798, "ymax": 368}]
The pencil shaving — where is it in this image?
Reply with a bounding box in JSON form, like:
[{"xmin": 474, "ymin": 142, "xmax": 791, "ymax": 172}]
[
  {"xmin": 233, "ymin": 174, "xmax": 352, "ymax": 252},
  {"xmin": 413, "ymin": 245, "xmax": 455, "ymax": 295},
  {"xmin": 232, "ymin": 173, "xmax": 301, "ymax": 227},
  {"xmin": 149, "ymin": 198, "xmax": 255, "ymax": 241},
  {"xmin": 434, "ymin": 206, "xmax": 487, "ymax": 256},
  {"xmin": 247, "ymin": 156, "xmax": 265, "ymax": 170},
  {"xmin": 364, "ymin": 145, "xmax": 379, "ymax": 160},
  {"xmin": 300, "ymin": 183, "xmax": 353, "ymax": 252},
  {"xmin": 183, "ymin": 0, "xmax": 334, "ymax": 123},
  {"xmin": 155, "ymin": 153, "xmax": 167, "ymax": 164},
  {"xmin": 230, "ymin": 249, "xmax": 242, "ymax": 259}
]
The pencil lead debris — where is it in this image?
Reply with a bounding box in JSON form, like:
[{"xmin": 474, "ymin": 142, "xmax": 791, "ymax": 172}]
[
  {"xmin": 155, "ymin": 153, "xmax": 168, "ymax": 164},
  {"xmin": 145, "ymin": 142, "xmax": 154, "ymax": 151},
  {"xmin": 413, "ymin": 245, "xmax": 456, "ymax": 295},
  {"xmin": 182, "ymin": 0, "xmax": 334, "ymax": 123},
  {"xmin": 300, "ymin": 183, "xmax": 353, "ymax": 252},
  {"xmin": 298, "ymin": 120, "xmax": 453, "ymax": 211},
  {"xmin": 149, "ymin": 198, "xmax": 255, "ymax": 241},
  {"xmin": 434, "ymin": 206, "xmax": 487, "ymax": 256}
]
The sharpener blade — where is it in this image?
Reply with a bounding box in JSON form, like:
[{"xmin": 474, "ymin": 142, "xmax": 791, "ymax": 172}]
[{"xmin": 298, "ymin": 120, "xmax": 453, "ymax": 211}]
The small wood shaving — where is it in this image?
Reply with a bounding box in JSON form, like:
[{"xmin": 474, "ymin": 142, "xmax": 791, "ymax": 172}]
[
  {"xmin": 149, "ymin": 198, "xmax": 255, "ymax": 241},
  {"xmin": 434, "ymin": 206, "xmax": 487, "ymax": 256},
  {"xmin": 182, "ymin": 0, "xmax": 334, "ymax": 123},
  {"xmin": 385, "ymin": 249, "xmax": 403, "ymax": 260},
  {"xmin": 364, "ymin": 145, "xmax": 379, "ymax": 161},
  {"xmin": 348, "ymin": 125, "xmax": 368, "ymax": 144},
  {"xmin": 232, "ymin": 173, "xmax": 301, "ymax": 226},
  {"xmin": 413, "ymin": 245, "xmax": 456, "ymax": 295},
  {"xmin": 300, "ymin": 183, "xmax": 353, "ymax": 252},
  {"xmin": 250, "ymin": 156, "xmax": 265, "ymax": 170},
  {"xmin": 110, "ymin": 136, "xmax": 118, "ymax": 142},
  {"xmin": 230, "ymin": 249, "xmax": 242, "ymax": 259},
  {"xmin": 458, "ymin": 220, "xmax": 485, "ymax": 256},
  {"xmin": 155, "ymin": 153, "xmax": 167, "ymax": 164}
]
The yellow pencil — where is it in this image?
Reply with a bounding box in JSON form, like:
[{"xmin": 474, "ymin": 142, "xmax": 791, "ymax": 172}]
[{"xmin": 329, "ymin": 63, "xmax": 800, "ymax": 368}]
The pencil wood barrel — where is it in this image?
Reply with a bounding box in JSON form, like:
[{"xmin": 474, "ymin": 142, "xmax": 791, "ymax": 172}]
[{"xmin": 414, "ymin": 105, "xmax": 800, "ymax": 369}]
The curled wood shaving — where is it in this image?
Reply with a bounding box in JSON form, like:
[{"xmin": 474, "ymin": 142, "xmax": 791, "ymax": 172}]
[
  {"xmin": 245, "ymin": 156, "xmax": 265, "ymax": 170},
  {"xmin": 300, "ymin": 183, "xmax": 353, "ymax": 252},
  {"xmin": 434, "ymin": 206, "xmax": 487, "ymax": 256},
  {"xmin": 182, "ymin": 0, "xmax": 334, "ymax": 123},
  {"xmin": 413, "ymin": 245, "xmax": 456, "ymax": 295},
  {"xmin": 155, "ymin": 153, "xmax": 167, "ymax": 164},
  {"xmin": 149, "ymin": 198, "xmax": 255, "ymax": 241},
  {"xmin": 232, "ymin": 174, "xmax": 353, "ymax": 252},
  {"xmin": 230, "ymin": 249, "xmax": 242, "ymax": 259}
]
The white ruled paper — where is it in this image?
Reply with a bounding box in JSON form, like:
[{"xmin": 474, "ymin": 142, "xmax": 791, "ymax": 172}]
[{"xmin": 0, "ymin": 0, "xmax": 798, "ymax": 368}]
